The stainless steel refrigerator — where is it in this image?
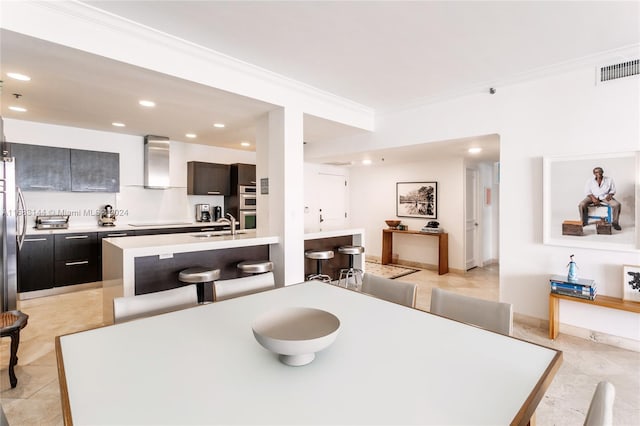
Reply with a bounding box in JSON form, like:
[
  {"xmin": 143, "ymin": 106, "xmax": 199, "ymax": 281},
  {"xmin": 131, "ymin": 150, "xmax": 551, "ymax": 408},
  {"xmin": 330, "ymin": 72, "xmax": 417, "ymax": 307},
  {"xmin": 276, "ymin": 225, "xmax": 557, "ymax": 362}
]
[{"xmin": 1, "ymin": 120, "xmax": 26, "ymax": 312}]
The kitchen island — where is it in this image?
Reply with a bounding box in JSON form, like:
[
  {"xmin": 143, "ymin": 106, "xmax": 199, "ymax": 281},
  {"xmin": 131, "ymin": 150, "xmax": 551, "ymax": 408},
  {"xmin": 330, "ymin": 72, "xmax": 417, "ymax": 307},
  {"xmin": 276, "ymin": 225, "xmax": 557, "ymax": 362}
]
[
  {"xmin": 304, "ymin": 228, "xmax": 365, "ymax": 281},
  {"xmin": 102, "ymin": 230, "xmax": 279, "ymax": 323}
]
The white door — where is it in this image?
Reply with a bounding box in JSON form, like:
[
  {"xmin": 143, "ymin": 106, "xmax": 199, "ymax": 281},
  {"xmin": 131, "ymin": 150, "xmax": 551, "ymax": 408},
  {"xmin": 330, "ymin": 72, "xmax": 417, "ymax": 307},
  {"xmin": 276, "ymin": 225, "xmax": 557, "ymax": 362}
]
[
  {"xmin": 317, "ymin": 173, "xmax": 347, "ymax": 230},
  {"xmin": 465, "ymin": 168, "xmax": 479, "ymax": 270}
]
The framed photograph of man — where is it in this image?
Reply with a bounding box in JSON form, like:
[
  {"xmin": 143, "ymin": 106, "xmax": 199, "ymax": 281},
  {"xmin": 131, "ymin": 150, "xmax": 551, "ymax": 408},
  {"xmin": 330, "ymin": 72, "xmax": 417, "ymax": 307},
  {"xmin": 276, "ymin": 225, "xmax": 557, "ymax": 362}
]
[{"xmin": 543, "ymin": 151, "xmax": 639, "ymax": 251}]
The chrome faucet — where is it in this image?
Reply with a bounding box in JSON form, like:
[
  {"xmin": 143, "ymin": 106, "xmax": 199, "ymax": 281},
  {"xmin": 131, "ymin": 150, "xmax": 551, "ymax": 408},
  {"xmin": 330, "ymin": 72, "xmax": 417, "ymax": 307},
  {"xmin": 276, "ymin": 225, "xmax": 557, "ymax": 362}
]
[{"xmin": 216, "ymin": 213, "xmax": 237, "ymax": 235}]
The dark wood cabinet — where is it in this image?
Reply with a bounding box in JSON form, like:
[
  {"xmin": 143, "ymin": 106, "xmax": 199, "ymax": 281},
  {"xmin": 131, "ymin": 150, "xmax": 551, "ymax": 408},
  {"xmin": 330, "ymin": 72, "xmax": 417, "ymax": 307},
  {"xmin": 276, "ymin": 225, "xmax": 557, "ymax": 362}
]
[
  {"xmin": 10, "ymin": 143, "xmax": 120, "ymax": 193},
  {"xmin": 187, "ymin": 162, "xmax": 230, "ymax": 196},
  {"xmin": 231, "ymin": 163, "xmax": 256, "ymax": 187},
  {"xmin": 10, "ymin": 143, "xmax": 71, "ymax": 191},
  {"xmin": 54, "ymin": 232, "xmax": 98, "ymax": 286},
  {"xmin": 17, "ymin": 235, "xmax": 55, "ymax": 292},
  {"xmin": 18, "ymin": 225, "xmax": 238, "ymax": 294},
  {"xmin": 71, "ymin": 149, "xmax": 119, "ymax": 192}
]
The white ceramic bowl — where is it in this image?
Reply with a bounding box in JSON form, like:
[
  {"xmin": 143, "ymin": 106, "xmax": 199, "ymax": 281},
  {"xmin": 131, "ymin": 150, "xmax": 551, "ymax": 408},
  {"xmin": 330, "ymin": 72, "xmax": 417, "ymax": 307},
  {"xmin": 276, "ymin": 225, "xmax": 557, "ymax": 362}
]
[{"xmin": 252, "ymin": 307, "xmax": 341, "ymax": 366}]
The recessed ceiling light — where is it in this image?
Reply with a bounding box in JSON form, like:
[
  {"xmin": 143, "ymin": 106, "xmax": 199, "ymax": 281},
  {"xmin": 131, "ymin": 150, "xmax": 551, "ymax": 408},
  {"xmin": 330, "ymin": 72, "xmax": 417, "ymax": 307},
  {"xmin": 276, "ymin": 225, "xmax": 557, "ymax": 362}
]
[
  {"xmin": 139, "ymin": 100, "xmax": 156, "ymax": 107},
  {"xmin": 213, "ymin": 123, "xmax": 225, "ymax": 128},
  {"xmin": 186, "ymin": 133, "xmax": 197, "ymax": 138},
  {"xmin": 362, "ymin": 159, "xmax": 372, "ymax": 165},
  {"xmin": 9, "ymin": 106, "xmax": 27, "ymax": 112},
  {"xmin": 7, "ymin": 72, "xmax": 31, "ymax": 81},
  {"xmin": 112, "ymin": 122, "xmax": 125, "ymax": 127},
  {"xmin": 240, "ymin": 141, "xmax": 250, "ymax": 147},
  {"xmin": 468, "ymin": 147, "xmax": 482, "ymax": 154}
]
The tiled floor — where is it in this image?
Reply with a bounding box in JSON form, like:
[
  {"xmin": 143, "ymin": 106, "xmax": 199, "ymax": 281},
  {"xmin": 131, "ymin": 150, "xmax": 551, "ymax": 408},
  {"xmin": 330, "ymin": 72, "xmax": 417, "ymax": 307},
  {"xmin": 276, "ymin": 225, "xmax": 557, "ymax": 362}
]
[{"xmin": 1, "ymin": 264, "xmax": 638, "ymax": 425}]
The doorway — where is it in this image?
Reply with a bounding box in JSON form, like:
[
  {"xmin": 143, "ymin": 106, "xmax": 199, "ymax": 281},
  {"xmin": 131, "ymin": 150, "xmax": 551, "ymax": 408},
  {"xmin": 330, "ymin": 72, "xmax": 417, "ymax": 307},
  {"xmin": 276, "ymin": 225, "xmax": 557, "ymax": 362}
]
[{"xmin": 465, "ymin": 167, "xmax": 480, "ymax": 270}]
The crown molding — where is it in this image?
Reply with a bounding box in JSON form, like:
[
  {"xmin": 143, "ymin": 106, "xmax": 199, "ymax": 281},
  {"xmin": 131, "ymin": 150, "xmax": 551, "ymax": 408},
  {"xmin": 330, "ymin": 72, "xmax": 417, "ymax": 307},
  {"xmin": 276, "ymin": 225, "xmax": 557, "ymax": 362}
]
[
  {"xmin": 2, "ymin": 0, "xmax": 374, "ymax": 130},
  {"xmin": 380, "ymin": 43, "xmax": 640, "ymax": 116}
]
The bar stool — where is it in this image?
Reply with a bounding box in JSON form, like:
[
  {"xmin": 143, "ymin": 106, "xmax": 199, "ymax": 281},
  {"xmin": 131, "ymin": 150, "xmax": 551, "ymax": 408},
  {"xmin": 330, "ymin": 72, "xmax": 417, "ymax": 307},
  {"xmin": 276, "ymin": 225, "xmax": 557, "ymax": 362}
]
[
  {"xmin": 338, "ymin": 245, "xmax": 365, "ymax": 289},
  {"xmin": 305, "ymin": 249, "xmax": 334, "ymax": 282},
  {"xmin": 0, "ymin": 310, "xmax": 29, "ymax": 388},
  {"xmin": 237, "ymin": 260, "xmax": 274, "ymax": 276},
  {"xmin": 178, "ymin": 266, "xmax": 221, "ymax": 303}
]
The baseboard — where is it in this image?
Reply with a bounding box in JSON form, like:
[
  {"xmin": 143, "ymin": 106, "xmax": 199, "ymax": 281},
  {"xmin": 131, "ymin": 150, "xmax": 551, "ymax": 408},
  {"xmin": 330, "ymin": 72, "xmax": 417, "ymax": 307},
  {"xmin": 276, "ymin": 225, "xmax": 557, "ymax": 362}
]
[
  {"xmin": 18, "ymin": 281, "xmax": 102, "ymax": 300},
  {"xmin": 514, "ymin": 313, "xmax": 640, "ymax": 352},
  {"xmin": 482, "ymin": 258, "xmax": 499, "ymax": 267}
]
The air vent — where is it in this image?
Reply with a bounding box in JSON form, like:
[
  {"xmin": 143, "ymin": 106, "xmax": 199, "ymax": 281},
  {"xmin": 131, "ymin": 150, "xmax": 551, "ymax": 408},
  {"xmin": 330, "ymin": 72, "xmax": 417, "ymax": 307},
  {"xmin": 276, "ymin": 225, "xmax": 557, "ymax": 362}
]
[
  {"xmin": 598, "ymin": 59, "xmax": 639, "ymax": 83},
  {"xmin": 323, "ymin": 161, "xmax": 353, "ymax": 166}
]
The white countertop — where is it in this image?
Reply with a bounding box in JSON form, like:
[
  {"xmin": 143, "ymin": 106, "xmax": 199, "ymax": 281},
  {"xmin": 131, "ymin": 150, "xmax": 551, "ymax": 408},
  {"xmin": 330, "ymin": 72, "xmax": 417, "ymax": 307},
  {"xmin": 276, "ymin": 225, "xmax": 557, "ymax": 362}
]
[
  {"xmin": 304, "ymin": 227, "xmax": 365, "ymax": 240},
  {"xmin": 104, "ymin": 229, "xmax": 279, "ymax": 257}
]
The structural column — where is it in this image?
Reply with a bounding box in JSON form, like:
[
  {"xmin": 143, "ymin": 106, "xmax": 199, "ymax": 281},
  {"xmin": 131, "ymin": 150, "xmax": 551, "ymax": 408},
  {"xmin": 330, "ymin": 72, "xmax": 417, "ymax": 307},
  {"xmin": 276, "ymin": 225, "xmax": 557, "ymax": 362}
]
[{"xmin": 256, "ymin": 107, "xmax": 305, "ymax": 286}]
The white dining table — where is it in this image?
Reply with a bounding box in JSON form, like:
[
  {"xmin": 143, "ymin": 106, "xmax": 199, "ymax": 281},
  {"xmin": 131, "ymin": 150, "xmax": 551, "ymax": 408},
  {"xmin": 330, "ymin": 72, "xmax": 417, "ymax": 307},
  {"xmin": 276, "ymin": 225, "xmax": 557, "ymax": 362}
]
[{"xmin": 56, "ymin": 281, "xmax": 562, "ymax": 425}]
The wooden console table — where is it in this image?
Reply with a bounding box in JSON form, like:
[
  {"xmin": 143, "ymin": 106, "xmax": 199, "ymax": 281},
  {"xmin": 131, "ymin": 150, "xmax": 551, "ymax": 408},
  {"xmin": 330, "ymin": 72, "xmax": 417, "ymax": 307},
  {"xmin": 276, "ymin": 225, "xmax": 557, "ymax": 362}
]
[
  {"xmin": 381, "ymin": 229, "xmax": 448, "ymax": 275},
  {"xmin": 549, "ymin": 292, "xmax": 640, "ymax": 339}
]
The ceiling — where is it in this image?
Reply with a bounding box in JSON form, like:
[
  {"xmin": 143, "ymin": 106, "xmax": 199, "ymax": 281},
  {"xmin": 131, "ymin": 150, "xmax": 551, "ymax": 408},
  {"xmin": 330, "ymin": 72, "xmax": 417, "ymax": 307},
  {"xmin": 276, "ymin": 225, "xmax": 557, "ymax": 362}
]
[{"xmin": 2, "ymin": 1, "xmax": 638, "ymax": 164}]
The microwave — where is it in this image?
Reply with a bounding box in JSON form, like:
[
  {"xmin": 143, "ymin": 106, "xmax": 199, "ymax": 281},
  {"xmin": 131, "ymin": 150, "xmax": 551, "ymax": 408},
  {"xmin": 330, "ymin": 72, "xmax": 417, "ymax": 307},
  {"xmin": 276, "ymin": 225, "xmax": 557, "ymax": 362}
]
[{"xmin": 239, "ymin": 185, "xmax": 257, "ymax": 210}]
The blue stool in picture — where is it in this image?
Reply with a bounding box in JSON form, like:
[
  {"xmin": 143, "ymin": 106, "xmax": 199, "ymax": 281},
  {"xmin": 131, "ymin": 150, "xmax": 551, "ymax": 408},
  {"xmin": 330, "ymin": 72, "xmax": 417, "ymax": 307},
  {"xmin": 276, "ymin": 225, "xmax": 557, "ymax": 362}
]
[{"xmin": 587, "ymin": 204, "xmax": 612, "ymax": 224}]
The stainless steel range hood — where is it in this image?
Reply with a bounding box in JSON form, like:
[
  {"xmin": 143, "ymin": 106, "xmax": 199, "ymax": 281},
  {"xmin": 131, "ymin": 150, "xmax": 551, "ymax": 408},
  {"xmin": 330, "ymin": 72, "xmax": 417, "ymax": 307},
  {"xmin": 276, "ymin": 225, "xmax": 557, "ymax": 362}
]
[{"xmin": 144, "ymin": 135, "xmax": 170, "ymax": 189}]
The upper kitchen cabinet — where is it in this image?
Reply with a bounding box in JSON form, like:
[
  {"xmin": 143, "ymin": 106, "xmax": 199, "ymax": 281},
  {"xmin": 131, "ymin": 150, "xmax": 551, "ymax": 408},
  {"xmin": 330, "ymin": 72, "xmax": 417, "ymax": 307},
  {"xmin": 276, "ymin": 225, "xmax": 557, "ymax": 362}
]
[
  {"xmin": 10, "ymin": 143, "xmax": 120, "ymax": 192},
  {"xmin": 187, "ymin": 161, "xmax": 230, "ymax": 196},
  {"xmin": 10, "ymin": 143, "xmax": 71, "ymax": 191},
  {"xmin": 71, "ymin": 149, "xmax": 120, "ymax": 192},
  {"xmin": 231, "ymin": 163, "xmax": 256, "ymax": 187}
]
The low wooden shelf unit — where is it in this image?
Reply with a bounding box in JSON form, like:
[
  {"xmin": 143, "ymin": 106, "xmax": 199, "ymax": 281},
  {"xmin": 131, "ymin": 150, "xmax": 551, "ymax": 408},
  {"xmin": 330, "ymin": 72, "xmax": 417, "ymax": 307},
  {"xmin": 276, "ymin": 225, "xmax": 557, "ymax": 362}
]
[
  {"xmin": 548, "ymin": 292, "xmax": 640, "ymax": 339},
  {"xmin": 381, "ymin": 229, "xmax": 448, "ymax": 275}
]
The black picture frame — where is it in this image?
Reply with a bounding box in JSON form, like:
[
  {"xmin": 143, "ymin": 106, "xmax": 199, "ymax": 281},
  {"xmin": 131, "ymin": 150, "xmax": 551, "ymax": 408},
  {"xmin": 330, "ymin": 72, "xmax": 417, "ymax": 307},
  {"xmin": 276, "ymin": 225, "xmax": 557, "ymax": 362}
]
[{"xmin": 396, "ymin": 181, "xmax": 437, "ymax": 219}]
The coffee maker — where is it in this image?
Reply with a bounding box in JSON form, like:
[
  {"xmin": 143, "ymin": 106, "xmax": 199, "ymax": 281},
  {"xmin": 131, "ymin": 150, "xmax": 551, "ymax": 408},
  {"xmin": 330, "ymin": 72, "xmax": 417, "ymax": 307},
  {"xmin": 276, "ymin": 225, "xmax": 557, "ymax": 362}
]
[
  {"xmin": 213, "ymin": 205, "xmax": 222, "ymax": 222},
  {"xmin": 195, "ymin": 204, "xmax": 211, "ymax": 222}
]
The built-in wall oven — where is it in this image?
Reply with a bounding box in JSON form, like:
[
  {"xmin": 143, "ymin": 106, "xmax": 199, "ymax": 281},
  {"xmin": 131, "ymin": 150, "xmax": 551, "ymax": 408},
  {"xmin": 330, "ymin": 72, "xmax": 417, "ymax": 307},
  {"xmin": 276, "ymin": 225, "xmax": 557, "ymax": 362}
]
[
  {"xmin": 239, "ymin": 210, "xmax": 256, "ymax": 230},
  {"xmin": 238, "ymin": 185, "xmax": 256, "ymax": 229}
]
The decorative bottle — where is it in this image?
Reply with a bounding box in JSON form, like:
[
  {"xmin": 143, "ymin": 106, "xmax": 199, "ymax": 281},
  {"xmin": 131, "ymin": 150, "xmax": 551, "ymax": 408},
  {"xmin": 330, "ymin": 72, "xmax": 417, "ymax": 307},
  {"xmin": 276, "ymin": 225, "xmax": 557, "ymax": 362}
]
[{"xmin": 567, "ymin": 254, "xmax": 578, "ymax": 283}]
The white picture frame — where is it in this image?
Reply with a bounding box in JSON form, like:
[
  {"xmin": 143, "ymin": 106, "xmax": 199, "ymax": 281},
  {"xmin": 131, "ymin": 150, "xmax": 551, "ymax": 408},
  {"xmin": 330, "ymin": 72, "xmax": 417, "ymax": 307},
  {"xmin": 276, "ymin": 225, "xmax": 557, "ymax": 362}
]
[
  {"xmin": 622, "ymin": 264, "xmax": 640, "ymax": 302},
  {"xmin": 543, "ymin": 151, "xmax": 639, "ymax": 251}
]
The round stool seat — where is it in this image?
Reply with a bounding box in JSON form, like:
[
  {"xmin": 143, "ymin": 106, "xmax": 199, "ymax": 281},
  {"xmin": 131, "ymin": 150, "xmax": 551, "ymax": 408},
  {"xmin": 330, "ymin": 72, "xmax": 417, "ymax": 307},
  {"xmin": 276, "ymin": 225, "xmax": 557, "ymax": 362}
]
[
  {"xmin": 179, "ymin": 267, "xmax": 221, "ymax": 283},
  {"xmin": 305, "ymin": 249, "xmax": 334, "ymax": 260},
  {"xmin": 338, "ymin": 245, "xmax": 364, "ymax": 256},
  {"xmin": 238, "ymin": 260, "xmax": 273, "ymax": 274}
]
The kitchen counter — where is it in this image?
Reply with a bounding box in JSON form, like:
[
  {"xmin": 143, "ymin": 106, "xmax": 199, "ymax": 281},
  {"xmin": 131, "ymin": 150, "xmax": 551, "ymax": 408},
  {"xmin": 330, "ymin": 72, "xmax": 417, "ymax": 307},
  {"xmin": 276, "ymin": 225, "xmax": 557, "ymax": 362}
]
[
  {"xmin": 303, "ymin": 228, "xmax": 365, "ymax": 281},
  {"xmin": 304, "ymin": 227, "xmax": 365, "ymax": 240},
  {"xmin": 102, "ymin": 230, "xmax": 280, "ymax": 323},
  {"xmin": 25, "ymin": 221, "xmax": 227, "ymax": 235}
]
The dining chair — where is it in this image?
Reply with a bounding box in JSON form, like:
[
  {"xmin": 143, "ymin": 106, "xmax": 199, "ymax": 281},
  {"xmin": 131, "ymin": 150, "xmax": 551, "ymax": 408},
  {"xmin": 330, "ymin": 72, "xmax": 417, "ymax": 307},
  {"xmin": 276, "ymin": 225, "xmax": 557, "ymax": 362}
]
[
  {"xmin": 429, "ymin": 287, "xmax": 513, "ymax": 335},
  {"xmin": 113, "ymin": 284, "xmax": 199, "ymax": 324},
  {"xmin": 213, "ymin": 271, "xmax": 276, "ymax": 301},
  {"xmin": 361, "ymin": 273, "xmax": 417, "ymax": 308},
  {"xmin": 584, "ymin": 381, "xmax": 615, "ymax": 426}
]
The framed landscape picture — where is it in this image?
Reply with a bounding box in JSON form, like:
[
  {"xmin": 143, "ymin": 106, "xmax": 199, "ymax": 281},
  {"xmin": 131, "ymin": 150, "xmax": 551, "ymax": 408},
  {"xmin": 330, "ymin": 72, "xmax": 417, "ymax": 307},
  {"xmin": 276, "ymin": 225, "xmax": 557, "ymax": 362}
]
[
  {"xmin": 396, "ymin": 182, "xmax": 437, "ymax": 219},
  {"xmin": 623, "ymin": 265, "xmax": 640, "ymax": 302}
]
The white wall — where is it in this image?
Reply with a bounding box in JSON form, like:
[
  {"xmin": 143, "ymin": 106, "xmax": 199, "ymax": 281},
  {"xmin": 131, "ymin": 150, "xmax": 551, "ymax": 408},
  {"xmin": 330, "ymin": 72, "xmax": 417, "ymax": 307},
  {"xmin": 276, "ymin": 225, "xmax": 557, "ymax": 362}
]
[
  {"xmin": 349, "ymin": 158, "xmax": 465, "ymax": 270},
  {"xmin": 4, "ymin": 119, "xmax": 255, "ymax": 226},
  {"xmin": 318, "ymin": 61, "xmax": 640, "ymax": 342}
]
